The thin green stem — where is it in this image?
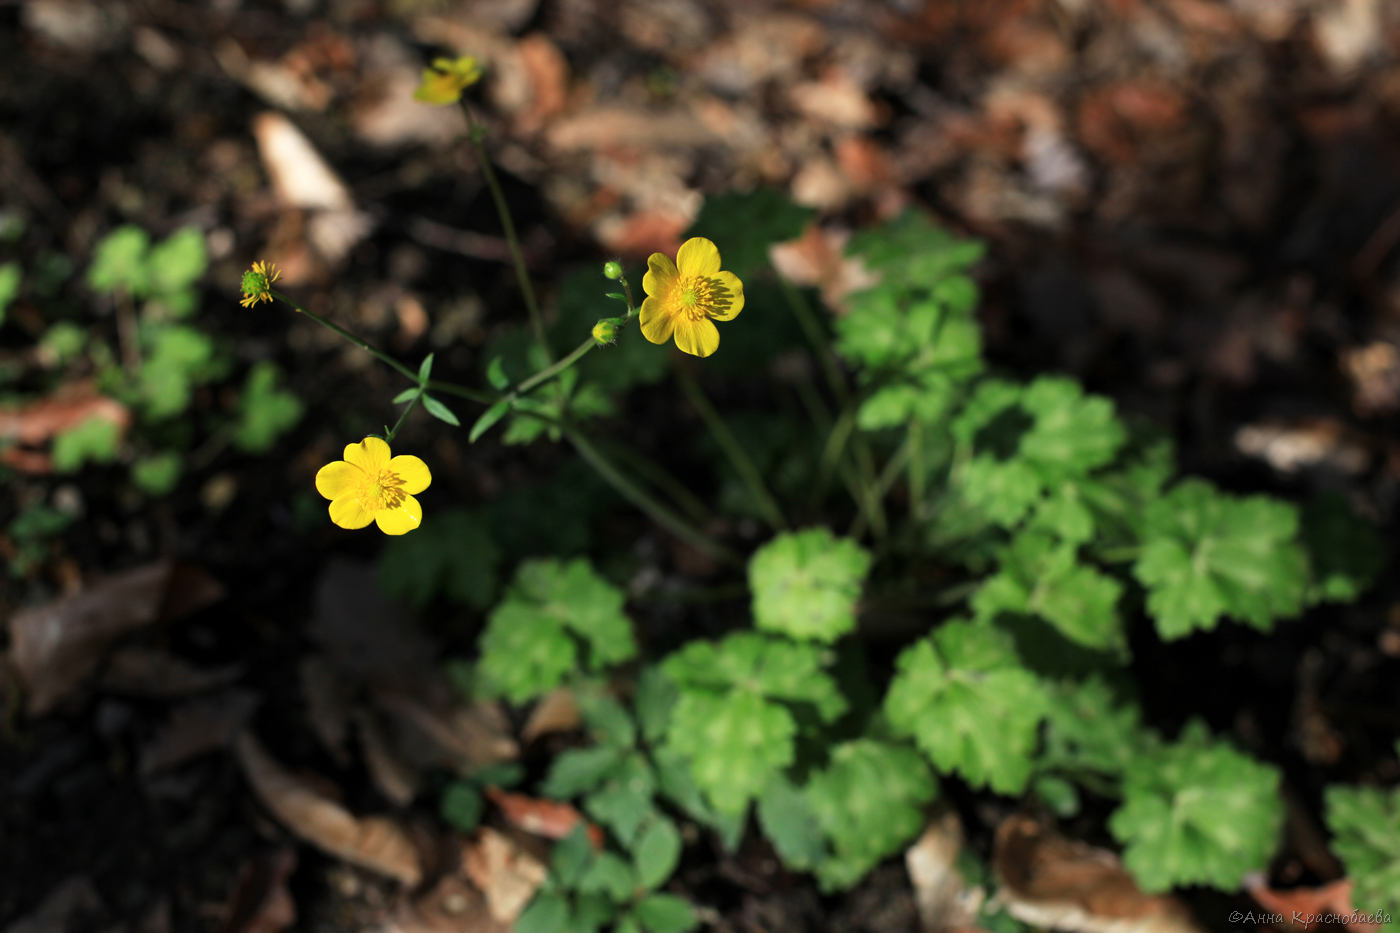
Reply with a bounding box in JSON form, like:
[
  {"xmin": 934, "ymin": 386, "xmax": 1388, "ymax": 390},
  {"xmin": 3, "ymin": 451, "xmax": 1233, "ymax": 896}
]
[
  {"xmin": 566, "ymin": 427, "xmax": 739, "ymax": 566},
  {"xmin": 519, "ymin": 338, "xmax": 595, "ymax": 395},
  {"xmin": 385, "ymin": 392, "xmax": 422, "ymax": 442},
  {"xmin": 425, "ymin": 379, "xmax": 494, "ymax": 404},
  {"xmin": 780, "ymin": 275, "xmax": 884, "ymax": 529},
  {"xmin": 874, "ymin": 436, "xmax": 911, "ymax": 500},
  {"xmin": 674, "ymin": 363, "xmax": 787, "ymax": 533},
  {"xmin": 275, "ymin": 291, "xmax": 420, "ymax": 384},
  {"xmin": 460, "ymin": 104, "xmax": 549, "ymax": 360},
  {"xmin": 813, "ymin": 406, "xmax": 856, "ymax": 511},
  {"xmin": 779, "ymin": 276, "xmax": 848, "ymax": 405},
  {"xmin": 274, "ymin": 290, "xmax": 496, "ymax": 404},
  {"xmin": 907, "ymin": 418, "xmax": 925, "ymax": 521},
  {"xmin": 843, "ymin": 458, "xmax": 887, "ymax": 543},
  {"xmin": 601, "ymin": 439, "xmax": 712, "ymax": 526}
]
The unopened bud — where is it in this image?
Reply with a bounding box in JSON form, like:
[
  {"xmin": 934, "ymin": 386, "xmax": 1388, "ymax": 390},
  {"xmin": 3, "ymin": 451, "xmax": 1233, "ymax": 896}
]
[
  {"xmin": 602, "ymin": 260, "xmax": 623, "ymax": 281},
  {"xmin": 592, "ymin": 318, "xmax": 620, "ymax": 345}
]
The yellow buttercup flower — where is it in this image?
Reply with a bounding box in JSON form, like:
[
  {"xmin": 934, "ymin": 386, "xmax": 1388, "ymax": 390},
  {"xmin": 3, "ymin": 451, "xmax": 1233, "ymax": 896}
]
[
  {"xmin": 240, "ymin": 260, "xmax": 280, "ymax": 308},
  {"xmin": 315, "ymin": 437, "xmax": 431, "ymax": 535},
  {"xmin": 639, "ymin": 237, "xmax": 744, "ymax": 358},
  {"xmin": 413, "ymin": 56, "xmax": 483, "ymax": 106}
]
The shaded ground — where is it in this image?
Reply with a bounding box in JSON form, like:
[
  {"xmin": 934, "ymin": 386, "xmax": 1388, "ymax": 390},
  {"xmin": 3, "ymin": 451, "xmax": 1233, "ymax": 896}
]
[{"xmin": 3, "ymin": 0, "xmax": 1400, "ymax": 931}]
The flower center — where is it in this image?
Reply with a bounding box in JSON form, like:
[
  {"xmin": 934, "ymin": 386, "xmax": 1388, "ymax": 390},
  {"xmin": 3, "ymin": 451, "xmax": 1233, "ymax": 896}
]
[
  {"xmin": 357, "ymin": 469, "xmax": 406, "ymax": 510},
  {"xmin": 668, "ymin": 275, "xmax": 731, "ymax": 321}
]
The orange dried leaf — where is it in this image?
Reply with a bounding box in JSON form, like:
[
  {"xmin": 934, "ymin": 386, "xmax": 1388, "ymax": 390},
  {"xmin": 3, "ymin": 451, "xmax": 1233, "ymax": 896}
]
[
  {"xmin": 484, "ymin": 786, "xmax": 603, "ymax": 846},
  {"xmin": 236, "ymin": 733, "xmax": 422, "ymax": 885}
]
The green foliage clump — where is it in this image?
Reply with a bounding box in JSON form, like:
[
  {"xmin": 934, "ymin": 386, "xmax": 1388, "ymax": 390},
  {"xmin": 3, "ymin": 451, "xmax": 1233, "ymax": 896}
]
[
  {"xmin": 660, "ymin": 632, "xmax": 845, "ymax": 814},
  {"xmin": 748, "ymin": 528, "xmax": 871, "ymax": 642},
  {"xmin": 517, "ymin": 682, "xmax": 712, "ymax": 933},
  {"xmin": 88, "ymin": 224, "xmax": 207, "ymax": 316},
  {"xmin": 1325, "ymin": 778, "xmax": 1400, "ymax": 917},
  {"xmin": 800, "ymin": 739, "xmax": 937, "ymax": 890},
  {"xmin": 1108, "ymin": 721, "xmax": 1282, "ymax": 892},
  {"xmin": 836, "ymin": 213, "xmax": 985, "ymax": 430},
  {"xmin": 884, "ymin": 620, "xmax": 1049, "ymax": 794},
  {"xmin": 131, "ymin": 451, "xmax": 181, "ymax": 495},
  {"xmin": 7, "ymin": 501, "xmax": 74, "ymax": 577},
  {"xmin": 972, "ymin": 531, "xmax": 1125, "ymax": 653},
  {"xmin": 52, "ymin": 415, "xmax": 122, "ymax": 472},
  {"xmin": 0, "ymin": 262, "xmax": 19, "ymax": 322},
  {"xmin": 167, "ymin": 178, "xmax": 1380, "ymax": 914},
  {"xmin": 476, "ymin": 558, "xmax": 636, "ymax": 702},
  {"xmin": 233, "ymin": 362, "xmax": 303, "ymax": 453},
  {"xmin": 1132, "ymin": 479, "xmax": 1308, "ymax": 639}
]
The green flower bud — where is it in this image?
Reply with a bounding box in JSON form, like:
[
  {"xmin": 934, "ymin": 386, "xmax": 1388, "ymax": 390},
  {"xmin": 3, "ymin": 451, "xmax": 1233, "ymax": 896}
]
[
  {"xmin": 592, "ymin": 317, "xmax": 620, "ymax": 345},
  {"xmin": 602, "ymin": 260, "xmax": 623, "ymax": 281}
]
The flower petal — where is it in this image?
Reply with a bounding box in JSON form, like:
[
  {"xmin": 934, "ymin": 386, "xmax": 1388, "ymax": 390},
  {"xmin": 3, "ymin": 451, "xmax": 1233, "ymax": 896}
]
[
  {"xmin": 706, "ymin": 271, "xmax": 745, "ymax": 321},
  {"xmin": 639, "ymin": 296, "xmax": 676, "ymax": 345},
  {"xmin": 642, "ymin": 253, "xmax": 677, "ymax": 298},
  {"xmin": 329, "ymin": 494, "xmax": 375, "ymax": 530},
  {"xmin": 374, "ymin": 494, "xmax": 423, "ymax": 535},
  {"xmin": 676, "ymin": 237, "xmax": 721, "ymax": 277},
  {"xmin": 315, "ymin": 460, "xmax": 362, "ymax": 501},
  {"xmin": 388, "ymin": 455, "xmax": 431, "ymax": 495},
  {"xmin": 673, "ymin": 317, "xmax": 719, "ymax": 358},
  {"xmin": 344, "ymin": 437, "xmax": 392, "ymax": 471}
]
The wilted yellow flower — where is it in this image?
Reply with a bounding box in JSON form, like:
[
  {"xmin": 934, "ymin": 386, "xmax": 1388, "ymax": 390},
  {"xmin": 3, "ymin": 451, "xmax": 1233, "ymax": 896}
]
[
  {"xmin": 413, "ymin": 56, "xmax": 483, "ymax": 106},
  {"xmin": 639, "ymin": 238, "xmax": 743, "ymax": 358},
  {"xmin": 240, "ymin": 260, "xmax": 280, "ymax": 308},
  {"xmin": 315, "ymin": 437, "xmax": 431, "ymax": 535}
]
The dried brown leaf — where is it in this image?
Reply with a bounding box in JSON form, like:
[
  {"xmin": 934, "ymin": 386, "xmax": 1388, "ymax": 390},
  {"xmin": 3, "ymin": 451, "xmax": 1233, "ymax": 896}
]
[
  {"xmin": 520, "ymin": 687, "xmax": 580, "ymax": 743},
  {"xmin": 905, "ymin": 811, "xmax": 984, "ymax": 932},
  {"xmin": 101, "ymin": 647, "xmax": 242, "ymax": 698},
  {"xmin": 373, "ymin": 690, "xmax": 518, "ymax": 775},
  {"xmin": 461, "ymin": 829, "xmax": 548, "ymax": 924},
  {"xmin": 8, "ymin": 560, "xmax": 224, "ymax": 715},
  {"xmin": 140, "ymin": 690, "xmax": 260, "ymax": 776},
  {"xmin": 0, "ymin": 382, "xmax": 129, "ymax": 444},
  {"xmin": 252, "ymin": 111, "xmax": 351, "ymax": 210},
  {"xmin": 1233, "ymin": 418, "xmax": 1372, "ymax": 475},
  {"xmin": 301, "ymin": 656, "xmax": 353, "ymax": 765},
  {"xmin": 357, "ymin": 710, "xmax": 420, "ymax": 808},
  {"xmin": 994, "ymin": 816, "xmax": 1203, "ymax": 933},
  {"xmin": 1244, "ymin": 875, "xmax": 1382, "ymax": 932},
  {"xmin": 236, "ymin": 732, "xmax": 423, "ymax": 886},
  {"xmin": 485, "ymin": 786, "xmax": 602, "ymax": 846}
]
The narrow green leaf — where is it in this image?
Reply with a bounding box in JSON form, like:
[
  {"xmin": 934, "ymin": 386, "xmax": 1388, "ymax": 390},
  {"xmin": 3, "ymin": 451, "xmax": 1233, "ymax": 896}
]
[
  {"xmin": 633, "ymin": 818, "xmax": 682, "ymax": 890},
  {"xmin": 392, "ymin": 387, "xmax": 420, "ymax": 404},
  {"xmin": 422, "ymin": 394, "xmax": 460, "ymax": 426},
  {"xmin": 632, "ymin": 893, "xmax": 697, "ymax": 933},
  {"xmin": 469, "ymin": 399, "xmax": 510, "ymax": 442},
  {"xmin": 551, "ymin": 823, "xmax": 594, "ymax": 887},
  {"xmin": 418, "ymin": 352, "xmax": 434, "ymax": 382},
  {"xmin": 486, "ymin": 355, "xmax": 510, "ymax": 390},
  {"xmin": 605, "ymin": 291, "xmax": 625, "ymax": 301}
]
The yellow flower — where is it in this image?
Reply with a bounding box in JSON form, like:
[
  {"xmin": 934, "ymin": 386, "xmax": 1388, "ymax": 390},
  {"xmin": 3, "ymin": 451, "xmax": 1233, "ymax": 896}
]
[
  {"xmin": 239, "ymin": 260, "xmax": 280, "ymax": 308},
  {"xmin": 413, "ymin": 56, "xmax": 483, "ymax": 106},
  {"xmin": 639, "ymin": 237, "xmax": 744, "ymax": 358},
  {"xmin": 314, "ymin": 437, "xmax": 431, "ymax": 535}
]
